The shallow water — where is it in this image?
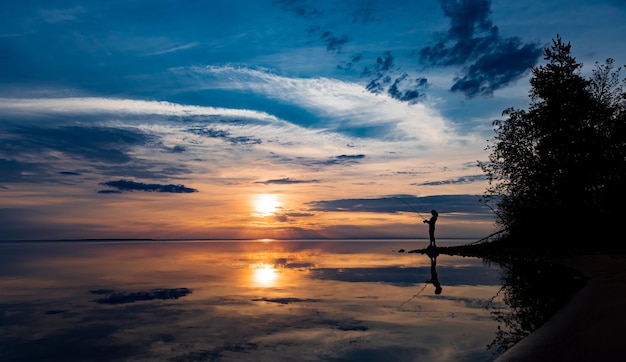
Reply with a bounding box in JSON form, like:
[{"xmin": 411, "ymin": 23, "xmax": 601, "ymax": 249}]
[{"xmin": 0, "ymin": 239, "xmax": 508, "ymax": 361}]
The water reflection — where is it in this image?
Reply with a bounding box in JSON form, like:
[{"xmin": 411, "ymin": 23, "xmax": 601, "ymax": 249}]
[
  {"xmin": 252, "ymin": 263, "xmax": 279, "ymax": 287},
  {"xmin": 426, "ymin": 248, "xmax": 442, "ymax": 295},
  {"xmin": 483, "ymin": 258, "xmax": 588, "ymax": 355},
  {"xmin": 1, "ymin": 240, "xmax": 574, "ymax": 361}
]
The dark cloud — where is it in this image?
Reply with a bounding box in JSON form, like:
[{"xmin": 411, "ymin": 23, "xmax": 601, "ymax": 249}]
[
  {"xmin": 306, "ymin": 194, "xmax": 489, "ymax": 215},
  {"xmin": 0, "ymin": 159, "xmax": 79, "ymax": 184},
  {"xmin": 90, "ymin": 288, "xmax": 192, "ymax": 304},
  {"xmin": 275, "ymin": 0, "xmax": 323, "ymax": 19},
  {"xmin": 0, "ymin": 125, "xmax": 195, "ymax": 183},
  {"xmin": 414, "ymin": 174, "xmax": 486, "ymax": 186},
  {"xmin": 336, "ymin": 53, "xmax": 363, "ymax": 71},
  {"xmin": 278, "ymin": 0, "xmax": 350, "ymax": 54},
  {"xmin": 96, "ymin": 164, "xmax": 193, "ymax": 181},
  {"xmin": 364, "ymin": 52, "xmax": 428, "ymax": 103},
  {"xmin": 387, "ymin": 74, "xmax": 429, "ymax": 102},
  {"xmin": 254, "ymin": 178, "xmax": 321, "ymax": 184},
  {"xmin": 351, "ymin": 5, "xmax": 377, "ymax": 24},
  {"xmin": 419, "ymin": 0, "xmax": 542, "ymax": 97},
  {"xmin": 97, "ymin": 190, "xmax": 122, "ymax": 194},
  {"xmin": 364, "ymin": 51, "xmax": 394, "ymax": 75},
  {"xmin": 320, "ymin": 31, "xmax": 350, "ymax": 53},
  {"xmin": 316, "ymin": 154, "xmax": 365, "ymax": 166},
  {"xmin": 276, "ymin": 0, "xmax": 428, "ymax": 103},
  {"xmin": 10, "ymin": 126, "xmax": 155, "ymax": 164},
  {"xmin": 188, "ymin": 127, "xmax": 262, "ymax": 146},
  {"xmin": 336, "ymin": 154, "xmax": 365, "ymax": 161},
  {"xmin": 98, "ymin": 180, "xmax": 198, "ymax": 193},
  {"xmin": 0, "ymin": 158, "xmax": 34, "ymax": 182},
  {"xmin": 292, "ymin": 154, "xmax": 366, "ymax": 168},
  {"xmin": 251, "ymin": 297, "xmax": 320, "ymax": 304}
]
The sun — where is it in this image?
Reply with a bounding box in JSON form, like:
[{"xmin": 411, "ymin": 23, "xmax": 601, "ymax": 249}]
[{"xmin": 254, "ymin": 194, "xmax": 281, "ymax": 216}]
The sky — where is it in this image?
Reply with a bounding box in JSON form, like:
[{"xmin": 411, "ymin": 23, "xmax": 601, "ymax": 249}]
[{"xmin": 1, "ymin": 0, "xmax": 625, "ymax": 241}]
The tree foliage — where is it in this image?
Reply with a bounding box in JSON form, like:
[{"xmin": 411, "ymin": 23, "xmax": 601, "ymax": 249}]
[{"xmin": 480, "ymin": 35, "xmax": 626, "ymax": 249}]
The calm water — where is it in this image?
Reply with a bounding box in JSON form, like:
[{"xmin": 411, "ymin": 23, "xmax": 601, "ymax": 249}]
[{"xmin": 0, "ymin": 239, "xmax": 509, "ymax": 361}]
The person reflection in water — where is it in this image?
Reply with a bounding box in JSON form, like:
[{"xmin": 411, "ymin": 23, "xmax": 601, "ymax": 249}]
[
  {"xmin": 426, "ymin": 250, "xmax": 442, "ymax": 295},
  {"xmin": 423, "ymin": 209, "xmax": 438, "ymax": 247}
]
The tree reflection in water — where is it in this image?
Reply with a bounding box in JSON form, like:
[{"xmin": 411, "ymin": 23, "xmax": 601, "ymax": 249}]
[{"xmin": 485, "ymin": 259, "xmax": 588, "ymax": 355}]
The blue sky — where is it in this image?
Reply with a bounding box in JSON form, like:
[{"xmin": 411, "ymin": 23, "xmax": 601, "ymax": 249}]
[{"xmin": 1, "ymin": 0, "xmax": 625, "ymax": 240}]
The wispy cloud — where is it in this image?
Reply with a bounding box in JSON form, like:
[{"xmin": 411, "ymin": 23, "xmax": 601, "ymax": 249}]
[
  {"xmin": 38, "ymin": 6, "xmax": 85, "ymax": 23},
  {"xmin": 413, "ymin": 174, "xmax": 487, "ymax": 186},
  {"xmin": 182, "ymin": 66, "xmax": 454, "ymax": 142},
  {"xmin": 145, "ymin": 42, "xmax": 199, "ymax": 56},
  {"xmin": 0, "ymin": 97, "xmax": 281, "ymax": 121},
  {"xmin": 255, "ymin": 178, "xmax": 321, "ymax": 184},
  {"xmin": 306, "ymin": 195, "xmax": 490, "ymax": 215}
]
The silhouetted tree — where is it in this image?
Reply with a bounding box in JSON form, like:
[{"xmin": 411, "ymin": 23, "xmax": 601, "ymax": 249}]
[{"xmin": 480, "ymin": 35, "xmax": 625, "ymax": 250}]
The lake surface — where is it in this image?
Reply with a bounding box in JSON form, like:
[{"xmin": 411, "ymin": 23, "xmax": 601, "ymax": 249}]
[{"xmin": 0, "ymin": 239, "xmax": 511, "ymax": 361}]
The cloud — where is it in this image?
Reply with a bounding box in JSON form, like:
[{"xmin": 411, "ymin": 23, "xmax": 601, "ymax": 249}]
[
  {"xmin": 363, "ymin": 51, "xmax": 429, "ymax": 103},
  {"xmin": 145, "ymin": 41, "xmax": 199, "ymax": 56},
  {"xmin": 319, "ymin": 31, "xmax": 350, "ymax": 53},
  {"xmin": 155, "ymin": 67, "xmax": 453, "ymax": 142},
  {"xmin": 38, "ymin": 6, "xmax": 85, "ymax": 24},
  {"xmin": 187, "ymin": 126, "xmax": 262, "ymax": 146},
  {"xmin": 276, "ymin": 0, "xmax": 323, "ymax": 19},
  {"xmin": 306, "ymin": 194, "xmax": 489, "ymax": 215},
  {"xmin": 419, "ymin": 0, "xmax": 542, "ymax": 97},
  {"xmin": 6, "ymin": 125, "xmax": 155, "ymax": 164},
  {"xmin": 90, "ymin": 288, "xmax": 193, "ymax": 304},
  {"xmin": 413, "ymin": 174, "xmax": 486, "ymax": 186},
  {"xmin": 251, "ymin": 297, "xmax": 320, "ymax": 305},
  {"xmin": 0, "ymin": 158, "xmax": 35, "ymax": 182},
  {"xmin": 254, "ymin": 178, "xmax": 321, "ymax": 184},
  {"xmin": 313, "ymin": 154, "xmax": 365, "ymax": 166},
  {"xmin": 278, "ymin": 0, "xmax": 351, "ymax": 54},
  {"xmin": 0, "ymin": 97, "xmax": 281, "ymax": 121},
  {"xmin": 98, "ymin": 180, "xmax": 198, "ymax": 193}
]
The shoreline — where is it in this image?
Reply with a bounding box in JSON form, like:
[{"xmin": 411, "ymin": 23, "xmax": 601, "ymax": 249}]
[{"xmin": 495, "ymin": 254, "xmax": 626, "ymax": 361}]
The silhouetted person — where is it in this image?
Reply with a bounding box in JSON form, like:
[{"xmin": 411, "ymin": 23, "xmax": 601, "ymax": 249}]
[
  {"xmin": 426, "ymin": 250, "xmax": 442, "ymax": 294},
  {"xmin": 423, "ymin": 209, "xmax": 438, "ymax": 247}
]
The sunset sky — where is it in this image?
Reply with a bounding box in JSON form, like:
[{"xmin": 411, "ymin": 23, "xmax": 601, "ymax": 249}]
[{"xmin": 1, "ymin": 0, "xmax": 625, "ymax": 241}]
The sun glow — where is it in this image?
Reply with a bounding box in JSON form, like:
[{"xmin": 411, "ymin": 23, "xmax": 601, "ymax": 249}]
[
  {"xmin": 253, "ymin": 264, "xmax": 278, "ymax": 286},
  {"xmin": 253, "ymin": 194, "xmax": 281, "ymax": 216}
]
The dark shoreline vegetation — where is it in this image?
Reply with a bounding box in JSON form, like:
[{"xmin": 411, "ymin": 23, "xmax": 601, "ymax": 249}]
[
  {"xmin": 475, "ymin": 35, "xmax": 624, "ymax": 249},
  {"xmin": 402, "ymin": 239, "xmax": 593, "ymax": 356},
  {"xmin": 411, "ymin": 32, "xmax": 626, "ymax": 355}
]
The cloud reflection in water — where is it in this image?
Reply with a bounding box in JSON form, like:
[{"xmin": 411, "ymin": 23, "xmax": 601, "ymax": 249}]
[{"xmin": 0, "ymin": 240, "xmax": 506, "ymax": 361}]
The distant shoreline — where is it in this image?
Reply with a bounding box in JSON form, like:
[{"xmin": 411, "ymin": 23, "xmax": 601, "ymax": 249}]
[{"xmin": 0, "ymin": 237, "xmax": 478, "ymax": 243}]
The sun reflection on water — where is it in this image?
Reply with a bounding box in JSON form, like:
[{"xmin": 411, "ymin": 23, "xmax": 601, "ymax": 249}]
[{"xmin": 253, "ymin": 263, "xmax": 278, "ymax": 287}]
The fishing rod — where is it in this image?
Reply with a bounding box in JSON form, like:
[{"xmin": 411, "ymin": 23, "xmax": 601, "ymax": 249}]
[
  {"xmin": 395, "ymin": 197, "xmax": 427, "ymax": 221},
  {"xmin": 397, "ymin": 282, "xmax": 428, "ymax": 310}
]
